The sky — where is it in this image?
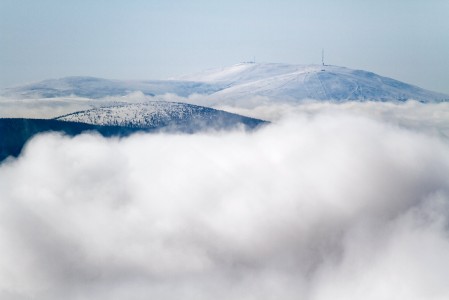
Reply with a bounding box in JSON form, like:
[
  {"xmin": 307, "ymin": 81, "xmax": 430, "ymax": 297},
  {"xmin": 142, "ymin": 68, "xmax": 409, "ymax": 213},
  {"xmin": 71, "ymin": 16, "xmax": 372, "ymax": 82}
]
[{"xmin": 1, "ymin": 0, "xmax": 448, "ymax": 93}]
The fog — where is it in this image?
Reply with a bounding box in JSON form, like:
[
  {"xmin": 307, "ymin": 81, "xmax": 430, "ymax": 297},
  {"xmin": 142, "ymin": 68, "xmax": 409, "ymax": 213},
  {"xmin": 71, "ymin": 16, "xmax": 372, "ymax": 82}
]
[
  {"xmin": 3, "ymin": 92, "xmax": 449, "ymax": 139},
  {"xmin": 1, "ymin": 103, "xmax": 449, "ymax": 299}
]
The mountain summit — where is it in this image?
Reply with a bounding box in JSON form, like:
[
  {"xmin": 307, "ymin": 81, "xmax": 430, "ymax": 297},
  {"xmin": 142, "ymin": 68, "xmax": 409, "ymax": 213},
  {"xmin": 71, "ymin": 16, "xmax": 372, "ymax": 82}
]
[{"xmin": 176, "ymin": 63, "xmax": 449, "ymax": 103}]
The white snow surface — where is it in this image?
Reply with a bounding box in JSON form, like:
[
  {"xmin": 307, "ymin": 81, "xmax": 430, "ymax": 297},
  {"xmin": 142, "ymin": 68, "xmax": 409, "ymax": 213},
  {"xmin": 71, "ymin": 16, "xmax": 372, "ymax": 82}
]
[
  {"xmin": 176, "ymin": 62, "xmax": 448, "ymax": 103},
  {"xmin": 175, "ymin": 62, "xmax": 316, "ymax": 84},
  {"xmin": 56, "ymin": 102, "xmax": 208, "ymax": 127},
  {"xmin": 55, "ymin": 101, "xmax": 259, "ymax": 128}
]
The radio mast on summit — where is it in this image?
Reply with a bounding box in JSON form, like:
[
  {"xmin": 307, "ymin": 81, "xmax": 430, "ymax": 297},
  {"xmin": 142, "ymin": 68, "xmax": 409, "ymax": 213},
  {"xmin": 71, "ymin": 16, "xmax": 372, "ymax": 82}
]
[{"xmin": 322, "ymin": 49, "xmax": 325, "ymax": 66}]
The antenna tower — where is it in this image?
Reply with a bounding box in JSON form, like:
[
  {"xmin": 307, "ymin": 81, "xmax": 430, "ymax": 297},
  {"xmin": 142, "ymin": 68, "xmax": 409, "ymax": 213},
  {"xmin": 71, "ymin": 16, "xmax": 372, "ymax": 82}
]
[{"xmin": 322, "ymin": 49, "xmax": 324, "ymax": 66}]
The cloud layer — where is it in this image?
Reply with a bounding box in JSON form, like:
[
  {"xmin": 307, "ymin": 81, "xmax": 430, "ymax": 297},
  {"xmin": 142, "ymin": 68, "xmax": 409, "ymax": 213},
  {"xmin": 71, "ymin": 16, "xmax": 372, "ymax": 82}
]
[
  {"xmin": 3, "ymin": 91, "xmax": 449, "ymax": 139},
  {"xmin": 1, "ymin": 106, "xmax": 449, "ymax": 299}
]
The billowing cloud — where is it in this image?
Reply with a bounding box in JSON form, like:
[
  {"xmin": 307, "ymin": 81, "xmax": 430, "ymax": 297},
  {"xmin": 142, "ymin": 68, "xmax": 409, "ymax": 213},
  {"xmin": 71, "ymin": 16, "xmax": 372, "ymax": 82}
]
[
  {"xmin": 216, "ymin": 100, "xmax": 449, "ymax": 136},
  {"xmin": 1, "ymin": 106, "xmax": 449, "ymax": 299}
]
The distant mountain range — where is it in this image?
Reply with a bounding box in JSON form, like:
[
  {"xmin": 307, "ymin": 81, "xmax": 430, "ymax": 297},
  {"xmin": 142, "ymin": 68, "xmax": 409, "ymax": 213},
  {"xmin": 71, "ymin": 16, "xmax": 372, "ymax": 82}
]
[
  {"xmin": 3, "ymin": 63, "xmax": 448, "ymax": 103},
  {"xmin": 1, "ymin": 62, "xmax": 447, "ymax": 162}
]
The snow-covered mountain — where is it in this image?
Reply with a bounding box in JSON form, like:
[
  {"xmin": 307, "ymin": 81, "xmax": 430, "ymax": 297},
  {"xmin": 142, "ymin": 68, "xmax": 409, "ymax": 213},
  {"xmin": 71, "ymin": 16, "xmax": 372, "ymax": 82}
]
[
  {"xmin": 176, "ymin": 63, "xmax": 449, "ymax": 103},
  {"xmin": 2, "ymin": 63, "xmax": 447, "ymax": 103},
  {"xmin": 55, "ymin": 101, "xmax": 265, "ymax": 131}
]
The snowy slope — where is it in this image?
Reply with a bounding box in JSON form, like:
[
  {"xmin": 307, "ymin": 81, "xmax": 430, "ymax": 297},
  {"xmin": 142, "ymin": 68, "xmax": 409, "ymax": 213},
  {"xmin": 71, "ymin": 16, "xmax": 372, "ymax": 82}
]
[
  {"xmin": 175, "ymin": 62, "xmax": 305, "ymax": 84},
  {"xmin": 55, "ymin": 101, "xmax": 265, "ymax": 130},
  {"xmin": 177, "ymin": 63, "xmax": 449, "ymax": 103}
]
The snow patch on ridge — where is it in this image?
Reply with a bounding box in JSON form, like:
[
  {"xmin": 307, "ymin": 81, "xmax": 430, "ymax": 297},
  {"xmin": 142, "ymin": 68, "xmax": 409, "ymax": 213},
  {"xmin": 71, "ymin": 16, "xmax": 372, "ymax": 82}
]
[{"xmin": 55, "ymin": 101, "xmax": 265, "ymax": 129}]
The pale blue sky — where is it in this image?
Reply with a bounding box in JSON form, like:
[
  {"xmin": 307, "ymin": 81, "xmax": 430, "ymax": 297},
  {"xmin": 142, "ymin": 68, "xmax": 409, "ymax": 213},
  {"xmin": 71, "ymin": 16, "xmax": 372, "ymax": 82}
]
[{"xmin": 1, "ymin": 0, "xmax": 448, "ymax": 93}]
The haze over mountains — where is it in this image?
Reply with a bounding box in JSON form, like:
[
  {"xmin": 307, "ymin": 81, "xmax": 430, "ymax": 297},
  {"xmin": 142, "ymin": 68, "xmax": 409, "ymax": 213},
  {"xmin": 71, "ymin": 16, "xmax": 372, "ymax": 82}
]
[{"xmin": 1, "ymin": 76, "xmax": 222, "ymax": 99}]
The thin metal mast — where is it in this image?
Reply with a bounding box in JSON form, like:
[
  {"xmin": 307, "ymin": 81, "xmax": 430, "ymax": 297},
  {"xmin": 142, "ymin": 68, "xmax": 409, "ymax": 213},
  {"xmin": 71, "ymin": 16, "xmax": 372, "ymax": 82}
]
[{"xmin": 322, "ymin": 49, "xmax": 324, "ymax": 66}]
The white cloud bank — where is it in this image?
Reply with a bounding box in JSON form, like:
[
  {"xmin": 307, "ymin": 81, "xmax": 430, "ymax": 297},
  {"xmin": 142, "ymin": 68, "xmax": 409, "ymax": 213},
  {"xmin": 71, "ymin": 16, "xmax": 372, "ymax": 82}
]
[
  {"xmin": 3, "ymin": 91, "xmax": 449, "ymax": 138},
  {"xmin": 216, "ymin": 100, "xmax": 449, "ymax": 137},
  {"xmin": 1, "ymin": 106, "xmax": 449, "ymax": 299}
]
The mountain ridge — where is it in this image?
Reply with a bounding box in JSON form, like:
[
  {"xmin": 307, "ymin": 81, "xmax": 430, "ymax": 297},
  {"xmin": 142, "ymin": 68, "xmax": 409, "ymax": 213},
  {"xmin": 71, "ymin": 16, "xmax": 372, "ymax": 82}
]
[
  {"xmin": 2, "ymin": 63, "xmax": 448, "ymax": 103},
  {"xmin": 55, "ymin": 101, "xmax": 266, "ymax": 130}
]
